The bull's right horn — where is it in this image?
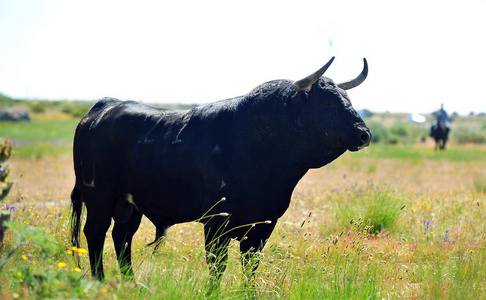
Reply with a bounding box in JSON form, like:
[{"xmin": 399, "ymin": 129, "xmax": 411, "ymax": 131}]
[
  {"xmin": 293, "ymin": 57, "xmax": 335, "ymax": 92},
  {"xmin": 337, "ymin": 58, "xmax": 368, "ymax": 90}
]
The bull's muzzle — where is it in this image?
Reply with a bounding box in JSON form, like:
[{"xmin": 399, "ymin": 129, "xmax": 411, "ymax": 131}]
[
  {"xmin": 349, "ymin": 129, "xmax": 372, "ymax": 151},
  {"xmin": 360, "ymin": 130, "xmax": 372, "ymax": 148}
]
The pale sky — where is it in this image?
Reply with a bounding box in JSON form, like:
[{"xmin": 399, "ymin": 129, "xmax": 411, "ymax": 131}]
[{"xmin": 1, "ymin": 0, "xmax": 485, "ymax": 115}]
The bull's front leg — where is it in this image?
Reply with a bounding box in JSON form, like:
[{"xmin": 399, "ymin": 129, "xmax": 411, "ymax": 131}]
[
  {"xmin": 204, "ymin": 222, "xmax": 231, "ymax": 295},
  {"xmin": 239, "ymin": 221, "xmax": 276, "ymax": 292}
]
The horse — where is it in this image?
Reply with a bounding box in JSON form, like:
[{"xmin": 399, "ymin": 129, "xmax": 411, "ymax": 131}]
[{"xmin": 430, "ymin": 121, "xmax": 449, "ymax": 150}]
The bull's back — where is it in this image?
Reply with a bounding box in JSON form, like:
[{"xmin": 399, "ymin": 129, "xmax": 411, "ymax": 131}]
[
  {"xmin": 73, "ymin": 98, "xmax": 184, "ymax": 186},
  {"xmin": 72, "ymin": 98, "xmax": 238, "ymax": 222}
]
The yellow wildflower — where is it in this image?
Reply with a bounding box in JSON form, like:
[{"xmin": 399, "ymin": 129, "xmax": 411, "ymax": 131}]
[{"xmin": 77, "ymin": 248, "xmax": 88, "ymax": 255}]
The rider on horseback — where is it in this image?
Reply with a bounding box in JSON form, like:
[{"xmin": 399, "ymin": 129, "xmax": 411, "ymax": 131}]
[
  {"xmin": 430, "ymin": 104, "xmax": 451, "ymax": 149},
  {"xmin": 435, "ymin": 104, "xmax": 450, "ymax": 126},
  {"xmin": 431, "ymin": 104, "xmax": 450, "ymax": 137}
]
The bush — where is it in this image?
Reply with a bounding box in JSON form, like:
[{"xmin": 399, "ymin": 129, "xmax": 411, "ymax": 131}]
[
  {"xmin": 29, "ymin": 102, "xmax": 46, "ymax": 114},
  {"xmin": 366, "ymin": 121, "xmax": 389, "ymax": 144},
  {"xmin": 452, "ymin": 126, "xmax": 486, "ymax": 144},
  {"xmin": 0, "ymin": 138, "xmax": 13, "ymax": 200},
  {"xmin": 0, "ymin": 138, "xmax": 13, "ymax": 245},
  {"xmin": 367, "ymin": 121, "xmax": 425, "ymax": 145},
  {"xmin": 390, "ymin": 123, "xmax": 410, "ymax": 137},
  {"xmin": 61, "ymin": 102, "xmax": 91, "ymax": 118}
]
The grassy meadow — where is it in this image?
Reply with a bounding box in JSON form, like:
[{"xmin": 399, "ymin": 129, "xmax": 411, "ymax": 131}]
[{"xmin": 1, "ymin": 100, "xmax": 486, "ymax": 299}]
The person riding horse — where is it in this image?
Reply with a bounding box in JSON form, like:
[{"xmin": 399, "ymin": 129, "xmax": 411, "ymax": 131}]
[
  {"xmin": 430, "ymin": 104, "xmax": 450, "ymax": 149},
  {"xmin": 435, "ymin": 104, "xmax": 450, "ymax": 127}
]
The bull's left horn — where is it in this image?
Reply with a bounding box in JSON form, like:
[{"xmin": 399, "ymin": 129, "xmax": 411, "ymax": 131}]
[
  {"xmin": 293, "ymin": 57, "xmax": 335, "ymax": 92},
  {"xmin": 337, "ymin": 58, "xmax": 368, "ymax": 90}
]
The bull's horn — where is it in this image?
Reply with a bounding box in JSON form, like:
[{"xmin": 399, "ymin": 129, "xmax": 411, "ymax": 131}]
[
  {"xmin": 337, "ymin": 58, "xmax": 368, "ymax": 90},
  {"xmin": 293, "ymin": 57, "xmax": 335, "ymax": 92}
]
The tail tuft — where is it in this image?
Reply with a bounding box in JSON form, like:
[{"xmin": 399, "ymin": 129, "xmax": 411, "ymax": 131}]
[{"xmin": 70, "ymin": 185, "xmax": 83, "ymax": 249}]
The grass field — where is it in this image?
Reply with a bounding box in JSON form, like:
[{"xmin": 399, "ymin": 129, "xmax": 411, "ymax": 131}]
[{"xmin": 1, "ymin": 110, "xmax": 485, "ymax": 299}]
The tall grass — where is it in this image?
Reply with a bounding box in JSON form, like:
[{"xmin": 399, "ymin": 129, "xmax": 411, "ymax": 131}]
[
  {"xmin": 334, "ymin": 184, "xmax": 405, "ymax": 234},
  {"xmin": 1, "ymin": 176, "xmax": 485, "ymax": 299},
  {"xmin": 474, "ymin": 176, "xmax": 486, "ymax": 193}
]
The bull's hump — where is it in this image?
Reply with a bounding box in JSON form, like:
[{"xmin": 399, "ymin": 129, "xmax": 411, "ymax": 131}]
[{"xmin": 89, "ymin": 105, "xmax": 116, "ymax": 131}]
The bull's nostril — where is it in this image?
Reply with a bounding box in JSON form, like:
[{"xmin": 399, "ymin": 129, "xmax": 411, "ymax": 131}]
[{"xmin": 360, "ymin": 132, "xmax": 371, "ymax": 144}]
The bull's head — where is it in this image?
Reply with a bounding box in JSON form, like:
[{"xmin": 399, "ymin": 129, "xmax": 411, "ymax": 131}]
[{"xmin": 291, "ymin": 57, "xmax": 371, "ymax": 167}]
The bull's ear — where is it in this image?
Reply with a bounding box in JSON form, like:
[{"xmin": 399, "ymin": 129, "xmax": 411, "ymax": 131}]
[
  {"xmin": 298, "ymin": 91, "xmax": 310, "ymax": 101},
  {"xmin": 289, "ymin": 90, "xmax": 309, "ymax": 112}
]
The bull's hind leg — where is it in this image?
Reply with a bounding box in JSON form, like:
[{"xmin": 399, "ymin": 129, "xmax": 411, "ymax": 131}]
[
  {"xmin": 147, "ymin": 226, "xmax": 168, "ymax": 253},
  {"xmin": 112, "ymin": 209, "xmax": 143, "ymax": 278},
  {"xmin": 83, "ymin": 206, "xmax": 112, "ymax": 280}
]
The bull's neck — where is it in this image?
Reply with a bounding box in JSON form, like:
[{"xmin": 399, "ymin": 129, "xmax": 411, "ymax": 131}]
[
  {"xmin": 237, "ymin": 108, "xmax": 309, "ymax": 180},
  {"xmin": 237, "ymin": 102, "xmax": 344, "ymax": 173}
]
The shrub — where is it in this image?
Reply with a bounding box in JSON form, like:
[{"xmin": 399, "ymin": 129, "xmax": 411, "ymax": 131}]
[
  {"xmin": 336, "ymin": 184, "xmax": 405, "ymax": 234},
  {"xmin": 61, "ymin": 102, "xmax": 91, "ymax": 118},
  {"xmin": 366, "ymin": 121, "xmax": 426, "ymax": 145},
  {"xmin": 390, "ymin": 123, "xmax": 409, "ymax": 137},
  {"xmin": 0, "ymin": 138, "xmax": 13, "ymax": 200},
  {"xmin": 29, "ymin": 102, "xmax": 46, "ymax": 113},
  {"xmin": 452, "ymin": 126, "xmax": 486, "ymax": 144},
  {"xmin": 366, "ymin": 121, "xmax": 389, "ymax": 144}
]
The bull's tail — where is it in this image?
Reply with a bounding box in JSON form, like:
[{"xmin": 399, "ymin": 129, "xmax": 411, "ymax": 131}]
[{"xmin": 70, "ymin": 184, "xmax": 83, "ymax": 250}]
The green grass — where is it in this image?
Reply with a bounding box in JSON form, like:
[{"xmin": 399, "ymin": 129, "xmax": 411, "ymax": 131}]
[
  {"xmin": 0, "ymin": 119, "xmax": 78, "ymax": 142},
  {"xmin": 0, "ymin": 119, "xmax": 78, "ymax": 159},
  {"xmin": 365, "ymin": 144, "xmax": 486, "ymax": 162}
]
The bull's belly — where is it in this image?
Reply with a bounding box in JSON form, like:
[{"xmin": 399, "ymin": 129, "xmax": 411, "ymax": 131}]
[{"xmin": 129, "ymin": 186, "xmax": 204, "ymax": 225}]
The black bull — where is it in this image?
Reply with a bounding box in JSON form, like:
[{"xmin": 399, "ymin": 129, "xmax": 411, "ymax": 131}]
[{"xmin": 71, "ymin": 57, "xmax": 372, "ymax": 283}]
